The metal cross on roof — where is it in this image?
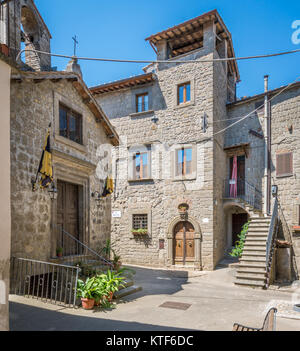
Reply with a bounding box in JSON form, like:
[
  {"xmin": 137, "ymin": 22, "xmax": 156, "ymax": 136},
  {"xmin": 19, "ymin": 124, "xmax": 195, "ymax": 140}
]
[{"xmin": 72, "ymin": 35, "xmax": 78, "ymax": 57}]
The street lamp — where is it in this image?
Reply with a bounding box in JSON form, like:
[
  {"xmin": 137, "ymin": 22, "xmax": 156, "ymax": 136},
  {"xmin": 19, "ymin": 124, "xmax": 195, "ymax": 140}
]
[{"xmin": 48, "ymin": 183, "xmax": 58, "ymax": 200}]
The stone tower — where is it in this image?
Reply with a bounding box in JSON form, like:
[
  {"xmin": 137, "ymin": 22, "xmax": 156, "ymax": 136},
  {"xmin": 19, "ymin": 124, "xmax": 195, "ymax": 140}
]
[{"xmin": 3, "ymin": 0, "xmax": 52, "ymax": 70}]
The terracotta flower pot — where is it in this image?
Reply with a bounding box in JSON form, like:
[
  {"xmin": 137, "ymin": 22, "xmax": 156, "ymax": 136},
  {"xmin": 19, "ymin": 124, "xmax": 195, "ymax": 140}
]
[
  {"xmin": 81, "ymin": 298, "xmax": 95, "ymax": 310},
  {"xmin": 0, "ymin": 44, "xmax": 9, "ymax": 57}
]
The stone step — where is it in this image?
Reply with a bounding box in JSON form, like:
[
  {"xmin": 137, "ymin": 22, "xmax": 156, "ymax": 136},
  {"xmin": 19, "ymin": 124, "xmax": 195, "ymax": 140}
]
[
  {"xmin": 237, "ymin": 266, "xmax": 266, "ymax": 274},
  {"xmin": 244, "ymin": 241, "xmax": 266, "ymax": 247},
  {"xmin": 247, "ymin": 229, "xmax": 269, "ymax": 234},
  {"xmin": 235, "ymin": 279, "xmax": 265, "ymax": 288},
  {"xmin": 236, "ymin": 272, "xmax": 267, "ymax": 280},
  {"xmin": 246, "ymin": 233, "xmax": 269, "ymax": 238},
  {"xmin": 118, "ymin": 279, "xmax": 134, "ymax": 290},
  {"xmin": 114, "ymin": 285, "xmax": 143, "ymax": 299},
  {"xmin": 238, "ymin": 261, "xmax": 266, "ymax": 268},
  {"xmin": 242, "ymin": 251, "xmax": 266, "ymax": 257},
  {"xmin": 248, "ymin": 225, "xmax": 270, "ymax": 231},
  {"xmin": 245, "ymin": 237, "xmax": 267, "ymax": 242},
  {"xmin": 243, "ymin": 245, "xmax": 266, "ymax": 251},
  {"xmin": 240, "ymin": 256, "xmax": 266, "ymax": 263}
]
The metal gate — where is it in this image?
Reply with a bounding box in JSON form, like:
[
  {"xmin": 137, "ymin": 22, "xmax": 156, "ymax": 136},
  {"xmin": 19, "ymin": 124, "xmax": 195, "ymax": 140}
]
[{"xmin": 10, "ymin": 257, "xmax": 80, "ymax": 308}]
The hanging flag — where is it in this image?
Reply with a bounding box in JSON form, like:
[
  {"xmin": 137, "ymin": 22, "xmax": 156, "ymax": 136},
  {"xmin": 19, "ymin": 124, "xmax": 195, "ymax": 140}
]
[
  {"xmin": 230, "ymin": 156, "xmax": 238, "ymax": 198},
  {"xmin": 33, "ymin": 130, "xmax": 53, "ymax": 190},
  {"xmin": 101, "ymin": 175, "xmax": 114, "ymax": 197}
]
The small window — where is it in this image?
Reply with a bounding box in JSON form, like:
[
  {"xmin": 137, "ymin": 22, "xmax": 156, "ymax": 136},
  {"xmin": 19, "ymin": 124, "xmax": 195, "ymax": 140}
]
[
  {"xmin": 132, "ymin": 214, "xmax": 148, "ymax": 230},
  {"xmin": 178, "ymin": 82, "xmax": 191, "ymax": 105},
  {"xmin": 59, "ymin": 103, "xmax": 82, "ymax": 144},
  {"xmin": 136, "ymin": 93, "xmax": 149, "ymax": 113},
  {"xmin": 276, "ymin": 152, "xmax": 293, "ymax": 177},
  {"xmin": 176, "ymin": 148, "xmax": 192, "ymax": 176},
  {"xmin": 133, "ymin": 152, "xmax": 149, "ymax": 180}
]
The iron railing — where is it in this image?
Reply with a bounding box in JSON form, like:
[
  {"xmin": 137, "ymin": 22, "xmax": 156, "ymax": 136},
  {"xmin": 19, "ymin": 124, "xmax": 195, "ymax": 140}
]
[
  {"xmin": 56, "ymin": 227, "xmax": 113, "ymax": 270},
  {"xmin": 265, "ymin": 197, "xmax": 279, "ymax": 288},
  {"xmin": 10, "ymin": 257, "xmax": 80, "ymax": 308},
  {"xmin": 223, "ymin": 177, "xmax": 262, "ymax": 210},
  {"xmin": 277, "ymin": 202, "xmax": 299, "ymax": 281}
]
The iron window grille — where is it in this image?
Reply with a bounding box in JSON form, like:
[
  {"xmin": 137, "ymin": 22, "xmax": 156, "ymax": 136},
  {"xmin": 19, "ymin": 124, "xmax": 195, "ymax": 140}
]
[{"xmin": 132, "ymin": 214, "xmax": 148, "ymax": 230}]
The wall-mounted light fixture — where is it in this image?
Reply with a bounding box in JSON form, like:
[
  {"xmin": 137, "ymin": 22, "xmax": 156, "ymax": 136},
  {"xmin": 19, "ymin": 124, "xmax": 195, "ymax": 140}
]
[
  {"xmin": 48, "ymin": 183, "xmax": 58, "ymax": 201},
  {"xmin": 271, "ymin": 185, "xmax": 278, "ymax": 198}
]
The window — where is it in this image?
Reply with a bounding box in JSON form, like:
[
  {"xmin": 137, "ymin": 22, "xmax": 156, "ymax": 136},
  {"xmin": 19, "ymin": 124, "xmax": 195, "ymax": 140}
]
[
  {"xmin": 178, "ymin": 82, "xmax": 191, "ymax": 105},
  {"xmin": 176, "ymin": 148, "xmax": 192, "ymax": 176},
  {"xmin": 132, "ymin": 214, "xmax": 148, "ymax": 230},
  {"xmin": 136, "ymin": 93, "xmax": 149, "ymax": 113},
  {"xmin": 59, "ymin": 103, "xmax": 82, "ymax": 144},
  {"xmin": 133, "ymin": 152, "xmax": 149, "ymax": 180},
  {"xmin": 276, "ymin": 152, "xmax": 293, "ymax": 177}
]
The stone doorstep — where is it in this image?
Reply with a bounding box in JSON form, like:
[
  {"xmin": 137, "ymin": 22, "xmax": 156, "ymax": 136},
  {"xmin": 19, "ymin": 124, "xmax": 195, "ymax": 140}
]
[{"xmin": 114, "ymin": 285, "xmax": 143, "ymax": 299}]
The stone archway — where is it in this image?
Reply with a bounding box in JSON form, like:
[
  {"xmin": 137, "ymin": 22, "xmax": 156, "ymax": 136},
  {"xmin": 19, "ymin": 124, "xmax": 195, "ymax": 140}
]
[{"xmin": 167, "ymin": 216, "xmax": 202, "ymax": 269}]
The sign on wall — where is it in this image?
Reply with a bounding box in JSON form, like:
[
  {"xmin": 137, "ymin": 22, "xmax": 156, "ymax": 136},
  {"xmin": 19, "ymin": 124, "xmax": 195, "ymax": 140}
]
[{"xmin": 112, "ymin": 211, "xmax": 121, "ymax": 218}]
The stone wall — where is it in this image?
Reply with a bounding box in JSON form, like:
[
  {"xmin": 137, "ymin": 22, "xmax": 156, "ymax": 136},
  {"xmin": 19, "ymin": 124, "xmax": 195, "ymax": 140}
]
[
  {"xmin": 10, "ymin": 75, "xmax": 112, "ymax": 261},
  {"xmin": 0, "ymin": 58, "xmax": 11, "ymax": 331},
  {"xmin": 227, "ymin": 84, "xmax": 300, "ymax": 276},
  {"xmin": 95, "ymin": 22, "xmax": 232, "ymax": 270}
]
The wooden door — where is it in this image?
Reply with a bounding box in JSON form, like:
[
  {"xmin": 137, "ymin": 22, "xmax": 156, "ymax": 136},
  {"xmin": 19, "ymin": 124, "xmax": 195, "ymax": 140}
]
[
  {"xmin": 174, "ymin": 221, "xmax": 195, "ymax": 264},
  {"xmin": 57, "ymin": 180, "xmax": 81, "ymax": 255},
  {"xmin": 232, "ymin": 213, "xmax": 248, "ymax": 246}
]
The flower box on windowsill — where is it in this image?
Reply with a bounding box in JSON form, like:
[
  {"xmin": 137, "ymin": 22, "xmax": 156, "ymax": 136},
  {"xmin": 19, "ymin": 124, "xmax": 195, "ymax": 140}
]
[
  {"xmin": 292, "ymin": 226, "xmax": 300, "ymax": 232},
  {"xmin": 131, "ymin": 229, "xmax": 148, "ymax": 236}
]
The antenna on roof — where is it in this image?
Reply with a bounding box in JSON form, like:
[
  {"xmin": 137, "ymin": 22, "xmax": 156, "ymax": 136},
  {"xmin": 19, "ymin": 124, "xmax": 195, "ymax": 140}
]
[{"xmin": 72, "ymin": 35, "xmax": 78, "ymax": 57}]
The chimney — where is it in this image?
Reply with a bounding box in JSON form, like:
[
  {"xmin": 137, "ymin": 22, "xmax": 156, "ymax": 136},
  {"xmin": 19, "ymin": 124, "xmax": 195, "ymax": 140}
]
[
  {"xmin": 264, "ymin": 75, "xmax": 269, "ymax": 93},
  {"xmin": 65, "ymin": 56, "xmax": 82, "ymax": 78}
]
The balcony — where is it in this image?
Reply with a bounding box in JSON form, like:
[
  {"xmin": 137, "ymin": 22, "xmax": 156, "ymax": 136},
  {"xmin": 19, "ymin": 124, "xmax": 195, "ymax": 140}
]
[{"xmin": 223, "ymin": 177, "xmax": 262, "ymax": 211}]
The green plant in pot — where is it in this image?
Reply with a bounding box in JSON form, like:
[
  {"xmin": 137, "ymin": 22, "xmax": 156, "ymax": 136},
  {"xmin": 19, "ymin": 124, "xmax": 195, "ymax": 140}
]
[
  {"xmin": 95, "ymin": 270, "xmax": 126, "ymax": 307},
  {"xmin": 56, "ymin": 247, "xmax": 63, "ymax": 258},
  {"xmin": 131, "ymin": 228, "xmax": 148, "ymax": 235},
  {"xmin": 76, "ymin": 277, "xmax": 101, "ymax": 310},
  {"xmin": 112, "ymin": 254, "xmax": 122, "ymax": 271}
]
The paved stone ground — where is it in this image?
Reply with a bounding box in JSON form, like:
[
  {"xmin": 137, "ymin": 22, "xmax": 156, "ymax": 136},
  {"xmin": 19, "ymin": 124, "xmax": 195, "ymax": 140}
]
[{"xmin": 9, "ymin": 266, "xmax": 300, "ymax": 331}]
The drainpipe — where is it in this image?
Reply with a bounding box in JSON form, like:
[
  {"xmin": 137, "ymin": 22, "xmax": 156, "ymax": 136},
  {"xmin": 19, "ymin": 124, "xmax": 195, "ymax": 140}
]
[{"xmin": 264, "ymin": 75, "xmax": 270, "ymax": 215}]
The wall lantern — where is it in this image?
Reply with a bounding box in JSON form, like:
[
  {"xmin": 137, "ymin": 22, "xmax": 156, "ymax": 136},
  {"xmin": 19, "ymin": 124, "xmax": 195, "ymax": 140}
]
[
  {"xmin": 271, "ymin": 185, "xmax": 278, "ymax": 198},
  {"xmin": 48, "ymin": 183, "xmax": 58, "ymax": 201}
]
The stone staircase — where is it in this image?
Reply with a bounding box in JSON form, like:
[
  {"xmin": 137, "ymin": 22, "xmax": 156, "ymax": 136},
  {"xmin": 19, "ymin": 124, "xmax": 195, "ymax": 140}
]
[{"xmin": 235, "ymin": 216, "xmax": 271, "ymax": 289}]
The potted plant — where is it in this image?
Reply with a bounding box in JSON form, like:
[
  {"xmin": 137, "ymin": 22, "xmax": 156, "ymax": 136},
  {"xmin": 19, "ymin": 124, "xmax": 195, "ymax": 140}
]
[
  {"xmin": 112, "ymin": 254, "xmax": 122, "ymax": 271},
  {"xmin": 229, "ymin": 222, "xmax": 249, "ymax": 260},
  {"xmin": 131, "ymin": 228, "xmax": 148, "ymax": 235},
  {"xmin": 76, "ymin": 277, "xmax": 100, "ymax": 310},
  {"xmin": 96, "ymin": 270, "xmax": 125, "ymax": 306},
  {"xmin": 56, "ymin": 247, "xmax": 63, "ymax": 258}
]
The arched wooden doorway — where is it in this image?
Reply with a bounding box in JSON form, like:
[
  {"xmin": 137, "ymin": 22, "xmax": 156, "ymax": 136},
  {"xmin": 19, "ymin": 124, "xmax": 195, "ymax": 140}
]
[{"xmin": 174, "ymin": 221, "xmax": 195, "ymax": 265}]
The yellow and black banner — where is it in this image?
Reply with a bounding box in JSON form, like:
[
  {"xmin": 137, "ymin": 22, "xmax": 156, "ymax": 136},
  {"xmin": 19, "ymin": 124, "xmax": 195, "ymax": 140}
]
[
  {"xmin": 101, "ymin": 175, "xmax": 114, "ymax": 197},
  {"xmin": 33, "ymin": 130, "xmax": 53, "ymax": 190}
]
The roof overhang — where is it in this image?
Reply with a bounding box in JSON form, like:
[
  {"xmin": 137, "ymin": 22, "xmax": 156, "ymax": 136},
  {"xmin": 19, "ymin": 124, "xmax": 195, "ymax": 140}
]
[
  {"xmin": 224, "ymin": 143, "xmax": 250, "ymax": 158},
  {"xmin": 11, "ymin": 71, "xmax": 119, "ymax": 146},
  {"xmin": 90, "ymin": 73, "xmax": 156, "ymax": 95},
  {"xmin": 145, "ymin": 9, "xmax": 239, "ymax": 81}
]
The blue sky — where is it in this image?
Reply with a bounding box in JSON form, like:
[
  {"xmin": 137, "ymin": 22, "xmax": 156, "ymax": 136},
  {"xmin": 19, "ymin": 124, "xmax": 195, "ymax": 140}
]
[{"xmin": 35, "ymin": 0, "xmax": 300, "ymax": 98}]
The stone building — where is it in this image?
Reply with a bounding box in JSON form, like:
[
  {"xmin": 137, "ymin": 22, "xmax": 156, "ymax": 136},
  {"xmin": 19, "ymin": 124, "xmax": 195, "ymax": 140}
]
[
  {"xmin": 1, "ymin": 0, "xmax": 119, "ymax": 264},
  {"xmin": 91, "ymin": 9, "xmax": 300, "ymax": 287},
  {"xmin": 91, "ymin": 10, "xmax": 239, "ymax": 271}
]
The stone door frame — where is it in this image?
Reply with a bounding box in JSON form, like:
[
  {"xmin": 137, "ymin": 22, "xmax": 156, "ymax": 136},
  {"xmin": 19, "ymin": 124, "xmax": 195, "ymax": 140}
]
[
  {"xmin": 166, "ymin": 216, "xmax": 202, "ymax": 269},
  {"xmin": 50, "ymin": 150, "xmax": 96, "ymax": 258}
]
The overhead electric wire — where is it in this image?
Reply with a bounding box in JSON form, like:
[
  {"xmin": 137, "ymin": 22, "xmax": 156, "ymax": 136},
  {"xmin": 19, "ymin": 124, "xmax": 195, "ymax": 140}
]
[{"xmin": 16, "ymin": 47, "xmax": 300, "ymax": 65}]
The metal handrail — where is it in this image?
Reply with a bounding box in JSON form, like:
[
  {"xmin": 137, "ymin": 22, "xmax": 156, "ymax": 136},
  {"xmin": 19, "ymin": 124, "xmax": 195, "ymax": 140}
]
[
  {"xmin": 60, "ymin": 228, "xmax": 113, "ymax": 268},
  {"xmin": 10, "ymin": 257, "xmax": 80, "ymax": 308},
  {"xmin": 223, "ymin": 177, "xmax": 262, "ymax": 210},
  {"xmin": 265, "ymin": 197, "xmax": 278, "ymax": 288}
]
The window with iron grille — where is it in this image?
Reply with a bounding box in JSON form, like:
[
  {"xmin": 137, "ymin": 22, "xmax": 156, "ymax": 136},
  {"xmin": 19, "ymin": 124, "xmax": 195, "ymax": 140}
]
[
  {"xmin": 276, "ymin": 152, "xmax": 293, "ymax": 177},
  {"xmin": 132, "ymin": 214, "xmax": 148, "ymax": 230}
]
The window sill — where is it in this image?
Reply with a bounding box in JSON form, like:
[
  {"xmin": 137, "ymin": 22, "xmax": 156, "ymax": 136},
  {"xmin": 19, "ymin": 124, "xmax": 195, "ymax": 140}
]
[
  {"xmin": 54, "ymin": 135, "xmax": 87, "ymax": 154},
  {"xmin": 276, "ymin": 174, "xmax": 294, "ymax": 179},
  {"xmin": 174, "ymin": 101, "xmax": 194, "ymax": 110},
  {"xmin": 130, "ymin": 110, "xmax": 154, "ymax": 118},
  {"xmin": 172, "ymin": 176, "xmax": 196, "ymax": 182},
  {"xmin": 128, "ymin": 178, "xmax": 154, "ymax": 183},
  {"xmin": 292, "ymin": 226, "xmax": 300, "ymax": 231}
]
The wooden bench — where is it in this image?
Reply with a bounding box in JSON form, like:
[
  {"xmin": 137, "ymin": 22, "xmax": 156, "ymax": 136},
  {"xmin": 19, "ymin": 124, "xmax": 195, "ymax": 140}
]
[{"xmin": 233, "ymin": 308, "xmax": 277, "ymax": 331}]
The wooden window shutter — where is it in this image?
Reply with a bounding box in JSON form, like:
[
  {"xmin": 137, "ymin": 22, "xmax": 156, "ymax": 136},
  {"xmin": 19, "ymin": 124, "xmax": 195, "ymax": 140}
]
[{"xmin": 276, "ymin": 152, "xmax": 293, "ymax": 177}]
